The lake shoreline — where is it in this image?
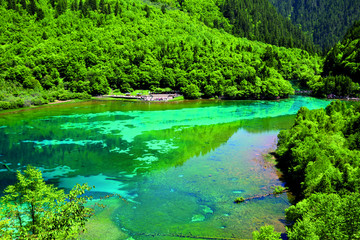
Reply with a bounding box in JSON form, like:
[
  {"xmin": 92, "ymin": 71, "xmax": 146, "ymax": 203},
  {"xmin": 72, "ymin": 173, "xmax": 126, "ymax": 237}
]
[{"xmin": 0, "ymin": 94, "xmax": 338, "ymax": 115}]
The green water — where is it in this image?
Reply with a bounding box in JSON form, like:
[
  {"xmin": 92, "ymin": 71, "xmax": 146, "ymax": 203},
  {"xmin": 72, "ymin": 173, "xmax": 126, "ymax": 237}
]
[{"xmin": 0, "ymin": 96, "xmax": 331, "ymax": 239}]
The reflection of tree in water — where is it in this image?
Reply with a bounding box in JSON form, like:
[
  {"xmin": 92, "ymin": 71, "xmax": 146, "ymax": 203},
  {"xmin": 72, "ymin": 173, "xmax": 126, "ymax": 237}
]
[
  {"xmin": 0, "ymin": 96, "xmax": 331, "ymax": 194},
  {"xmin": 241, "ymin": 114, "xmax": 295, "ymax": 133},
  {"xmin": 134, "ymin": 121, "xmax": 243, "ymax": 171},
  {"xmin": 0, "ymin": 119, "xmax": 241, "ymax": 190}
]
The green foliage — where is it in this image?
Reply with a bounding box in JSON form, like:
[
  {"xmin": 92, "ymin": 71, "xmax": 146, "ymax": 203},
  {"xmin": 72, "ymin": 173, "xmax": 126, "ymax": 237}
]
[
  {"xmin": 219, "ymin": 0, "xmax": 318, "ymax": 53},
  {"xmin": 180, "ymin": 0, "xmax": 231, "ymax": 31},
  {"xmin": 0, "ymin": 0, "xmax": 323, "ymax": 110},
  {"xmin": 181, "ymin": 84, "xmax": 201, "ymax": 99},
  {"xmin": 276, "ymin": 101, "xmax": 360, "ymax": 239},
  {"xmin": 306, "ymin": 21, "xmax": 360, "ymax": 97},
  {"xmin": 252, "ymin": 225, "xmax": 281, "ymax": 240},
  {"xmin": 286, "ymin": 193, "xmax": 360, "ymax": 240},
  {"xmin": 269, "ymin": 0, "xmax": 360, "ymax": 52},
  {"xmin": 0, "ymin": 165, "xmax": 94, "ymax": 239},
  {"xmin": 234, "ymin": 196, "xmax": 245, "ymax": 203},
  {"xmin": 309, "ymin": 75, "xmax": 360, "ymax": 98},
  {"xmin": 272, "ymin": 186, "xmax": 286, "ymax": 194},
  {"xmin": 276, "ymin": 101, "xmax": 360, "ymax": 197},
  {"xmin": 323, "ymin": 21, "xmax": 360, "ymax": 83}
]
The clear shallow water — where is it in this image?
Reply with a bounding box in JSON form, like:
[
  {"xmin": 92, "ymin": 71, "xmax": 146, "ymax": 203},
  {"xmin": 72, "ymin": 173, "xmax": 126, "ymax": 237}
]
[{"xmin": 0, "ymin": 96, "xmax": 331, "ymax": 239}]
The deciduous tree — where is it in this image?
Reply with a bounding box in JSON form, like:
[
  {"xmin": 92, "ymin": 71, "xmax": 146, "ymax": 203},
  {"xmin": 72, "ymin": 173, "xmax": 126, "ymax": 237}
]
[{"xmin": 0, "ymin": 166, "xmax": 94, "ymax": 239}]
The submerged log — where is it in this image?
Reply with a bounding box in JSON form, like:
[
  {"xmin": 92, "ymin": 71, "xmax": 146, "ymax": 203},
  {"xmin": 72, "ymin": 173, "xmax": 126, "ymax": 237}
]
[
  {"xmin": 234, "ymin": 189, "xmax": 288, "ymax": 204},
  {"xmin": 3, "ymin": 164, "xmax": 11, "ymax": 171}
]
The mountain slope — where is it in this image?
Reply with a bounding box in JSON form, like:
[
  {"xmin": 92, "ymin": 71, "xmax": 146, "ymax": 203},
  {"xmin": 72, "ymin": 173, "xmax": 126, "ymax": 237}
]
[
  {"xmin": 149, "ymin": 0, "xmax": 318, "ymax": 52},
  {"xmin": 269, "ymin": 0, "xmax": 360, "ymax": 52},
  {"xmin": 307, "ymin": 21, "xmax": 360, "ymax": 97},
  {"xmin": 323, "ymin": 20, "xmax": 360, "ymax": 81},
  {"xmin": 218, "ymin": 0, "xmax": 318, "ymax": 53},
  {"xmin": 0, "ymin": 0, "xmax": 321, "ymax": 109}
]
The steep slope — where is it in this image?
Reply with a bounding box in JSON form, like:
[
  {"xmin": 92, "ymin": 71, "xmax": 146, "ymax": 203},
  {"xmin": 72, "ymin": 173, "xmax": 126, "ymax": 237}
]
[
  {"xmin": 218, "ymin": 0, "xmax": 318, "ymax": 53},
  {"xmin": 0, "ymin": 0, "xmax": 321, "ymax": 110},
  {"xmin": 307, "ymin": 21, "xmax": 360, "ymax": 97},
  {"xmin": 155, "ymin": 0, "xmax": 318, "ymax": 52},
  {"xmin": 323, "ymin": 20, "xmax": 360, "ymax": 81},
  {"xmin": 269, "ymin": 0, "xmax": 360, "ymax": 52}
]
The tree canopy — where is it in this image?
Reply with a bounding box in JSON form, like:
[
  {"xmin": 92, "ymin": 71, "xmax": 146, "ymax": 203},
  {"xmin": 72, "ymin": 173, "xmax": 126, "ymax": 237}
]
[
  {"xmin": 0, "ymin": 166, "xmax": 94, "ymax": 239},
  {"xmin": 0, "ymin": 0, "xmax": 324, "ymax": 109},
  {"xmin": 275, "ymin": 101, "xmax": 360, "ymax": 239},
  {"xmin": 218, "ymin": 0, "xmax": 318, "ymax": 53},
  {"xmin": 308, "ymin": 21, "xmax": 360, "ymax": 98},
  {"xmin": 269, "ymin": 0, "xmax": 360, "ymax": 52}
]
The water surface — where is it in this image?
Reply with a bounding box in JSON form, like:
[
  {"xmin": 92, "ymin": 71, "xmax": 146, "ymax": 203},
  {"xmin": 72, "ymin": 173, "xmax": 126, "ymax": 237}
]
[{"xmin": 0, "ymin": 96, "xmax": 331, "ymax": 239}]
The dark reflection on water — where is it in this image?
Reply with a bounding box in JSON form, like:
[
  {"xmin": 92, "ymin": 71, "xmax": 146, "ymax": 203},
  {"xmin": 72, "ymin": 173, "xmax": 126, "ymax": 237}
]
[{"xmin": 0, "ymin": 96, "xmax": 331, "ymax": 239}]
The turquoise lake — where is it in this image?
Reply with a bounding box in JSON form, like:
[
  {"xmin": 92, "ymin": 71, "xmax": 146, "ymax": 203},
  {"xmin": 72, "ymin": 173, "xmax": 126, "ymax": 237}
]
[{"xmin": 0, "ymin": 96, "xmax": 331, "ymax": 239}]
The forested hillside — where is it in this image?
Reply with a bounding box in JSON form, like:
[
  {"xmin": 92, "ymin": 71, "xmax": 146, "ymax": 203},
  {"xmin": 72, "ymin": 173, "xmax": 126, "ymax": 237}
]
[
  {"xmin": 323, "ymin": 21, "xmax": 360, "ymax": 82},
  {"xmin": 0, "ymin": 0, "xmax": 322, "ymax": 110},
  {"xmin": 276, "ymin": 101, "xmax": 360, "ymax": 239},
  {"xmin": 269, "ymin": 0, "xmax": 360, "ymax": 52},
  {"xmin": 307, "ymin": 21, "xmax": 360, "ymax": 98},
  {"xmin": 218, "ymin": 0, "xmax": 318, "ymax": 53},
  {"xmin": 142, "ymin": 0, "xmax": 318, "ymax": 52}
]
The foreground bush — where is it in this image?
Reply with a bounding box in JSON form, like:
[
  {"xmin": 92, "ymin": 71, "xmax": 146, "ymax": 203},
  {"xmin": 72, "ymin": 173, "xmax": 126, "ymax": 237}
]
[{"xmin": 0, "ymin": 166, "xmax": 94, "ymax": 239}]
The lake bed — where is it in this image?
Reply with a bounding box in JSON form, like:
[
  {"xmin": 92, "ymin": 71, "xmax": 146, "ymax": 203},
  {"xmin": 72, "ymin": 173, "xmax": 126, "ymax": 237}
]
[{"xmin": 0, "ymin": 96, "xmax": 331, "ymax": 239}]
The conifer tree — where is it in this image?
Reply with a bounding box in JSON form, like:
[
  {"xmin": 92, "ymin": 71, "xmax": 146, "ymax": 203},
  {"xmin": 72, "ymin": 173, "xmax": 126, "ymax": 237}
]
[
  {"xmin": 41, "ymin": 31, "xmax": 48, "ymax": 40},
  {"xmin": 80, "ymin": 0, "xmax": 88, "ymax": 16},
  {"xmin": 99, "ymin": 0, "xmax": 104, "ymax": 12},
  {"xmin": 87, "ymin": 0, "xmax": 96, "ymax": 11},
  {"xmin": 56, "ymin": 0, "xmax": 67, "ymax": 16},
  {"xmin": 78, "ymin": 0, "xmax": 83, "ymax": 11},
  {"xmin": 6, "ymin": 0, "xmax": 16, "ymax": 10},
  {"xmin": 144, "ymin": 4, "xmax": 150, "ymax": 18},
  {"xmin": 106, "ymin": 4, "xmax": 110, "ymax": 14},
  {"xmin": 114, "ymin": 1, "xmax": 119, "ymax": 16},
  {"xmin": 71, "ymin": 0, "xmax": 78, "ymax": 11},
  {"xmin": 28, "ymin": 0, "xmax": 37, "ymax": 15},
  {"xmin": 20, "ymin": 0, "xmax": 26, "ymax": 10},
  {"xmin": 36, "ymin": 7, "xmax": 44, "ymax": 20}
]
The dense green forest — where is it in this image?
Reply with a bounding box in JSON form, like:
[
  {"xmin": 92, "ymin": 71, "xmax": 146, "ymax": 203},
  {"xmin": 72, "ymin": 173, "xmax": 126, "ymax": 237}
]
[
  {"xmin": 138, "ymin": 0, "xmax": 318, "ymax": 52},
  {"xmin": 269, "ymin": 0, "xmax": 360, "ymax": 52},
  {"xmin": 218, "ymin": 0, "xmax": 318, "ymax": 53},
  {"xmin": 0, "ymin": 0, "xmax": 325, "ymax": 110},
  {"xmin": 307, "ymin": 21, "xmax": 360, "ymax": 98},
  {"xmin": 276, "ymin": 101, "xmax": 360, "ymax": 239}
]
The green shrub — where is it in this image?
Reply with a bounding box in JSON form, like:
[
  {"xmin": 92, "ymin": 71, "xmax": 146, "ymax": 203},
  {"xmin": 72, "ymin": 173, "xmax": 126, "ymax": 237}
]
[
  {"xmin": 272, "ymin": 186, "xmax": 286, "ymax": 194},
  {"xmin": 31, "ymin": 96, "xmax": 49, "ymax": 105},
  {"xmin": 74, "ymin": 92, "xmax": 92, "ymax": 99},
  {"xmin": 234, "ymin": 197, "xmax": 245, "ymax": 203},
  {"xmin": 181, "ymin": 84, "xmax": 201, "ymax": 99},
  {"xmin": 0, "ymin": 101, "xmax": 11, "ymax": 110}
]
